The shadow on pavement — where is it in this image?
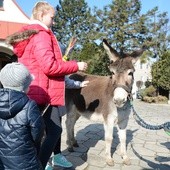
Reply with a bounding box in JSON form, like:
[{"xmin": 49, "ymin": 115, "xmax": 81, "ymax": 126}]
[
  {"xmin": 155, "ymin": 142, "xmax": 170, "ymax": 164},
  {"xmin": 131, "ymin": 143, "xmax": 170, "ymax": 170},
  {"xmin": 63, "ymin": 123, "xmax": 138, "ymax": 168},
  {"xmin": 160, "ymin": 142, "xmax": 170, "ymax": 150}
]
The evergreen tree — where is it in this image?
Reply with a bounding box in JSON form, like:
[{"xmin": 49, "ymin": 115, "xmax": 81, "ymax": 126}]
[
  {"xmin": 152, "ymin": 51, "xmax": 170, "ymax": 91},
  {"xmin": 52, "ymin": 0, "xmax": 170, "ymax": 77},
  {"xmin": 77, "ymin": 42, "xmax": 110, "ymax": 75},
  {"xmin": 143, "ymin": 7, "xmax": 170, "ymax": 59},
  {"xmin": 52, "ymin": 0, "xmax": 96, "ymax": 46},
  {"xmin": 95, "ymin": 0, "xmax": 170, "ymax": 57}
]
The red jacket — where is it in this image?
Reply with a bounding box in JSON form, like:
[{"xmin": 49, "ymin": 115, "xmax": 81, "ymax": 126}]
[{"xmin": 9, "ymin": 24, "xmax": 78, "ymax": 106}]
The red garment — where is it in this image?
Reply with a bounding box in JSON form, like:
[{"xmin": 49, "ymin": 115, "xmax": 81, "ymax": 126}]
[{"xmin": 13, "ymin": 24, "xmax": 78, "ymax": 106}]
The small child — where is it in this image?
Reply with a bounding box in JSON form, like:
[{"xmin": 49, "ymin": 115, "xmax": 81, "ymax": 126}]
[{"xmin": 0, "ymin": 62, "xmax": 44, "ymax": 170}]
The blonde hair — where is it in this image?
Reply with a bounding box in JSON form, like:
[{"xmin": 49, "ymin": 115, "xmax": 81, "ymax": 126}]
[{"xmin": 31, "ymin": 1, "xmax": 55, "ymax": 20}]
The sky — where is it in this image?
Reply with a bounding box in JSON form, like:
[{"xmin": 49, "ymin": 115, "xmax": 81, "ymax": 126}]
[{"xmin": 16, "ymin": 0, "xmax": 170, "ymax": 19}]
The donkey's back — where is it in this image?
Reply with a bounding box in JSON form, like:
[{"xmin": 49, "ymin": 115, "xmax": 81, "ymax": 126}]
[{"xmin": 65, "ymin": 72, "xmax": 114, "ymax": 117}]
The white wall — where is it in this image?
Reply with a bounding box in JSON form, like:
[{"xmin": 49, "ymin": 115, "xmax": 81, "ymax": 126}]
[
  {"xmin": 0, "ymin": 0, "xmax": 30, "ymax": 23},
  {"xmin": 132, "ymin": 59, "xmax": 152, "ymax": 98}
]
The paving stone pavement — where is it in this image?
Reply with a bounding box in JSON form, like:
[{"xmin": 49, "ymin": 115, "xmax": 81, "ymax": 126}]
[{"xmin": 54, "ymin": 99, "xmax": 170, "ymax": 170}]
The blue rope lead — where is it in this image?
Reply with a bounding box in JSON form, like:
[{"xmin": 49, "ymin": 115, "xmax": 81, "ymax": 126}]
[{"xmin": 131, "ymin": 105, "xmax": 170, "ymax": 136}]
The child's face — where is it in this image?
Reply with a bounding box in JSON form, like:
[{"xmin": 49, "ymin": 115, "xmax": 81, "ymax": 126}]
[{"xmin": 42, "ymin": 10, "xmax": 55, "ymax": 28}]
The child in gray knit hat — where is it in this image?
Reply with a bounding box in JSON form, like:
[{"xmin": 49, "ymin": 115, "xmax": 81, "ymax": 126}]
[
  {"xmin": 0, "ymin": 62, "xmax": 33, "ymax": 92},
  {"xmin": 0, "ymin": 62, "xmax": 44, "ymax": 170}
]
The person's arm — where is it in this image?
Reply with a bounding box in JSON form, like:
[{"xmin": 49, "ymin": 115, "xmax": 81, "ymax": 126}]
[
  {"xmin": 65, "ymin": 76, "xmax": 81, "ymax": 89},
  {"xmin": 33, "ymin": 31, "xmax": 78, "ymax": 77},
  {"xmin": 65, "ymin": 76, "xmax": 89, "ymax": 89},
  {"xmin": 27, "ymin": 100, "xmax": 44, "ymax": 143}
]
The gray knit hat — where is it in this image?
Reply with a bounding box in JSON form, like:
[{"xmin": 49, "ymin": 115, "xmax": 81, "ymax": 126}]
[{"xmin": 0, "ymin": 62, "xmax": 33, "ymax": 92}]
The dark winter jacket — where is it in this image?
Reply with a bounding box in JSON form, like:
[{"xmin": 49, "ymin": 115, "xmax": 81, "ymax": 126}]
[{"xmin": 0, "ymin": 89, "xmax": 44, "ymax": 170}]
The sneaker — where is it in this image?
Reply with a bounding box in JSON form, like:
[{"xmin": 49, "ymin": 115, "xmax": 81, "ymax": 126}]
[
  {"xmin": 45, "ymin": 164, "xmax": 53, "ymax": 170},
  {"xmin": 52, "ymin": 153, "xmax": 73, "ymax": 168}
]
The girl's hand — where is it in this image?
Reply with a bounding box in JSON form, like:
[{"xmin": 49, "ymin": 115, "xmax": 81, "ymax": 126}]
[{"xmin": 77, "ymin": 62, "xmax": 88, "ymax": 71}]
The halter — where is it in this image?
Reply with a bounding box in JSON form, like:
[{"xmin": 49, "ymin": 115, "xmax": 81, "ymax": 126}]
[
  {"xmin": 114, "ymin": 84, "xmax": 132, "ymax": 94},
  {"xmin": 113, "ymin": 84, "xmax": 133, "ymax": 102}
]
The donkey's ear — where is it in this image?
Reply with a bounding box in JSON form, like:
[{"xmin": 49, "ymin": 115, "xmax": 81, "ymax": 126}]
[
  {"xmin": 130, "ymin": 47, "xmax": 146, "ymax": 65},
  {"xmin": 103, "ymin": 39, "xmax": 119, "ymax": 62},
  {"xmin": 131, "ymin": 57, "xmax": 140, "ymax": 65}
]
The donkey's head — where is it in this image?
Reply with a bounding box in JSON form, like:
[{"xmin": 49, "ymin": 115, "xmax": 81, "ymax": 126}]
[{"xmin": 103, "ymin": 39, "xmax": 145, "ymax": 108}]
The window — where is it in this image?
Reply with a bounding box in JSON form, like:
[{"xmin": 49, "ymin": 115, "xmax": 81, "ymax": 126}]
[
  {"xmin": 140, "ymin": 63, "xmax": 143, "ymax": 69},
  {"xmin": 0, "ymin": 0, "xmax": 4, "ymax": 9}
]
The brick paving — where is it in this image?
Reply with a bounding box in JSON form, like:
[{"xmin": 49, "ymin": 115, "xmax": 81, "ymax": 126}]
[{"xmin": 54, "ymin": 99, "xmax": 170, "ymax": 170}]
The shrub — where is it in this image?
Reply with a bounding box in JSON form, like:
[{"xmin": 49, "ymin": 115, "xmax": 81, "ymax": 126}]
[
  {"xmin": 155, "ymin": 95, "xmax": 168, "ymax": 103},
  {"xmin": 145, "ymin": 80, "xmax": 152, "ymax": 88},
  {"xmin": 143, "ymin": 96, "xmax": 154, "ymax": 103},
  {"xmin": 143, "ymin": 95, "xmax": 168, "ymax": 103},
  {"xmin": 141, "ymin": 85, "xmax": 156, "ymax": 98}
]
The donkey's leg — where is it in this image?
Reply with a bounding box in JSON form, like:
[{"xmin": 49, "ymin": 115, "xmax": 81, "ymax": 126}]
[
  {"xmin": 103, "ymin": 114, "xmax": 115, "ymax": 166},
  {"xmin": 117, "ymin": 104, "xmax": 131, "ymax": 165},
  {"xmin": 117, "ymin": 124, "xmax": 131, "ymax": 165},
  {"xmin": 66, "ymin": 106, "xmax": 80, "ymax": 152}
]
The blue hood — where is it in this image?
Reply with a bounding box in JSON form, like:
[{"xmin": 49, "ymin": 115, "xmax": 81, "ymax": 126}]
[{"xmin": 0, "ymin": 89, "xmax": 29, "ymax": 120}]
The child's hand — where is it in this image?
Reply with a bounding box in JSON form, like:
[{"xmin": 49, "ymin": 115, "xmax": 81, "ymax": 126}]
[{"xmin": 80, "ymin": 81, "xmax": 89, "ymax": 87}]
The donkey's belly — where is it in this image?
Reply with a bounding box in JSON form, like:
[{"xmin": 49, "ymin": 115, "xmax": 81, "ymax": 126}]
[{"xmin": 87, "ymin": 111, "xmax": 104, "ymax": 121}]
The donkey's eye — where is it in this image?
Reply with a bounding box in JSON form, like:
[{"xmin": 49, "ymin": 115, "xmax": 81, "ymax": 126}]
[
  {"xmin": 111, "ymin": 71, "xmax": 115, "ymax": 75},
  {"xmin": 110, "ymin": 60, "xmax": 114, "ymax": 64},
  {"xmin": 128, "ymin": 72, "xmax": 133, "ymax": 76}
]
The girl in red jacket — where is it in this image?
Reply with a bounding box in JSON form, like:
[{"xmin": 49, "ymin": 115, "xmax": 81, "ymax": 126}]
[{"xmin": 6, "ymin": 1, "xmax": 87, "ymax": 170}]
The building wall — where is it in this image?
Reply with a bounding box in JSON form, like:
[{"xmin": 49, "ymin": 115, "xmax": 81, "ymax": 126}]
[
  {"xmin": 0, "ymin": 0, "xmax": 30, "ymax": 39},
  {"xmin": 0, "ymin": 0, "xmax": 29, "ymax": 71},
  {"xmin": 0, "ymin": 0, "xmax": 30, "ymax": 23},
  {"xmin": 132, "ymin": 59, "xmax": 152, "ymax": 98}
]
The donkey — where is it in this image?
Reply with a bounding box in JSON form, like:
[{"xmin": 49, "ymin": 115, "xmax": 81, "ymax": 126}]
[{"xmin": 65, "ymin": 39, "xmax": 145, "ymax": 166}]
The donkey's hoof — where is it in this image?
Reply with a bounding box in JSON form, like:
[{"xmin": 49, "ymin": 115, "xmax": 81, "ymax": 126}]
[
  {"xmin": 123, "ymin": 157, "xmax": 131, "ymax": 165},
  {"xmin": 106, "ymin": 158, "xmax": 114, "ymax": 166},
  {"xmin": 67, "ymin": 147, "xmax": 74, "ymax": 152}
]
